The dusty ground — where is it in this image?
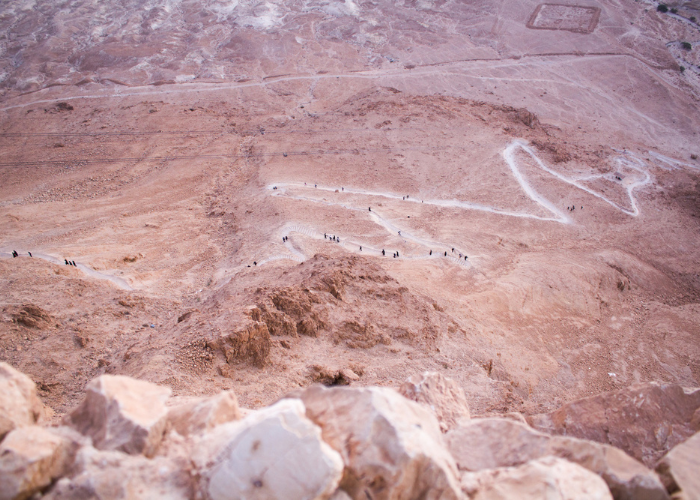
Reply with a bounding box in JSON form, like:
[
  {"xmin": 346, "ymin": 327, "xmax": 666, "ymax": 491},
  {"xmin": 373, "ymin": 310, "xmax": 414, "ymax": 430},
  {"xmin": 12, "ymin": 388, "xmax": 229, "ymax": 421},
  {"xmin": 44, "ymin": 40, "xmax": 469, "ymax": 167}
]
[{"xmin": 1, "ymin": 0, "xmax": 699, "ymax": 417}]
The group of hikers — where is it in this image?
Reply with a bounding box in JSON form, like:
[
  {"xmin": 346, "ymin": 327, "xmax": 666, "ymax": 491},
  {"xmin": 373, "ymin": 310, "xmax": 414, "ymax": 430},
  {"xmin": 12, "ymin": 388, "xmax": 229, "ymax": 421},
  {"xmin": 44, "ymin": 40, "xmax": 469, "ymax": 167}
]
[
  {"xmin": 567, "ymin": 205, "xmax": 582, "ymax": 211},
  {"xmin": 9, "ymin": 250, "xmax": 82, "ymax": 266}
]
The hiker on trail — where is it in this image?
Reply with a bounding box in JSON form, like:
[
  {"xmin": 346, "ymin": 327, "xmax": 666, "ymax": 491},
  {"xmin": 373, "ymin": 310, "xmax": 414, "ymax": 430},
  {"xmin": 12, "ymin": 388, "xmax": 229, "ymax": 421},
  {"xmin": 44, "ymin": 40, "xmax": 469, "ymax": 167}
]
[
  {"xmin": 368, "ymin": 207, "xmax": 371, "ymax": 212},
  {"xmin": 452, "ymin": 248, "xmax": 455, "ymax": 253},
  {"xmin": 72, "ymin": 261, "xmax": 77, "ymax": 267},
  {"xmin": 382, "ymin": 249, "xmax": 385, "ymax": 256},
  {"xmin": 315, "ymin": 184, "xmax": 317, "ymax": 188},
  {"xmin": 398, "ymin": 231, "xmax": 401, "ymax": 236},
  {"xmin": 337, "ymin": 238, "xmax": 340, "ymax": 243},
  {"xmin": 396, "ymin": 251, "xmax": 399, "ymax": 257},
  {"xmin": 324, "ymin": 233, "xmax": 327, "ymax": 239},
  {"xmin": 28, "ymin": 252, "xmax": 32, "ymax": 257},
  {"xmin": 444, "ymin": 251, "xmax": 447, "ymax": 257},
  {"xmin": 359, "ymin": 246, "xmax": 362, "ymax": 251},
  {"xmin": 465, "ymin": 256, "xmax": 468, "ymax": 260},
  {"xmin": 581, "ymin": 206, "xmax": 583, "ymax": 210},
  {"xmin": 65, "ymin": 259, "xmax": 69, "ymax": 265},
  {"xmin": 429, "ymin": 250, "xmax": 432, "ymax": 255},
  {"xmin": 12, "ymin": 251, "xmax": 17, "ymax": 258},
  {"xmin": 283, "ymin": 153, "xmax": 287, "ymax": 157},
  {"xmin": 254, "ymin": 261, "xmax": 257, "ymax": 266},
  {"xmin": 342, "ymin": 187, "xmax": 344, "ymax": 191}
]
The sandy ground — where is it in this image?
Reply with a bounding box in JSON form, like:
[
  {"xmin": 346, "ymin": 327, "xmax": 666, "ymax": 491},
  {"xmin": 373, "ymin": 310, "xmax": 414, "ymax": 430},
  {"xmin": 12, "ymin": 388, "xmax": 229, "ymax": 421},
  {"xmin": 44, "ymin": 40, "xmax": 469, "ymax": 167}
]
[{"xmin": 1, "ymin": 0, "xmax": 699, "ymax": 417}]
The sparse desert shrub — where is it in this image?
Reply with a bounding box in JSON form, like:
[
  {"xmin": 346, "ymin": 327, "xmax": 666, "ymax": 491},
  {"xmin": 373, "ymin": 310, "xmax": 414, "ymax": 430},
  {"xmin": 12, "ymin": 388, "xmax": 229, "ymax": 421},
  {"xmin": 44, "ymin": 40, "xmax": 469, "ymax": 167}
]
[
  {"xmin": 681, "ymin": 41, "xmax": 692, "ymax": 50},
  {"xmin": 671, "ymin": 7, "xmax": 678, "ymax": 14},
  {"xmin": 691, "ymin": 16, "xmax": 697, "ymax": 22},
  {"xmin": 680, "ymin": 66, "xmax": 686, "ymax": 73},
  {"xmin": 657, "ymin": 4, "xmax": 668, "ymax": 12}
]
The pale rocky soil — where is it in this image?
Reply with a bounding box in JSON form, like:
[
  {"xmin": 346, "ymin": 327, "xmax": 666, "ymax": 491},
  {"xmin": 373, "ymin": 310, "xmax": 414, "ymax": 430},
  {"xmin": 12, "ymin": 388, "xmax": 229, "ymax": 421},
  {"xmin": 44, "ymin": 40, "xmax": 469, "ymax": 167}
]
[{"xmin": 0, "ymin": 0, "xmax": 699, "ymax": 438}]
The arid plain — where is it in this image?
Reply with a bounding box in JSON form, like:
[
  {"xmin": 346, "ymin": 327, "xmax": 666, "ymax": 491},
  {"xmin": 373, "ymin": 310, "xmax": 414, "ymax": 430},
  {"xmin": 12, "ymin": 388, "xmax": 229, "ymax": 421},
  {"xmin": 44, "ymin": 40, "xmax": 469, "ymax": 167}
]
[{"xmin": 1, "ymin": 0, "xmax": 699, "ymax": 421}]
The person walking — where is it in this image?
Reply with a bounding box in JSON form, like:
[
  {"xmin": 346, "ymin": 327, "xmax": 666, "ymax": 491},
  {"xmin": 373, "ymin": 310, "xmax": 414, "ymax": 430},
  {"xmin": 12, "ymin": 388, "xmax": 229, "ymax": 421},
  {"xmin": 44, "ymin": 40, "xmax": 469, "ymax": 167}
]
[{"xmin": 28, "ymin": 252, "xmax": 32, "ymax": 257}]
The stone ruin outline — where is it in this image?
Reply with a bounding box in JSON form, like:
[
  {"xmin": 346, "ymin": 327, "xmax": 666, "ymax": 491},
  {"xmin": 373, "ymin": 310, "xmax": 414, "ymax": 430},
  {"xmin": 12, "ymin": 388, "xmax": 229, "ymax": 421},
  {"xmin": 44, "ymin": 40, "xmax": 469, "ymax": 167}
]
[{"xmin": 526, "ymin": 4, "xmax": 602, "ymax": 34}]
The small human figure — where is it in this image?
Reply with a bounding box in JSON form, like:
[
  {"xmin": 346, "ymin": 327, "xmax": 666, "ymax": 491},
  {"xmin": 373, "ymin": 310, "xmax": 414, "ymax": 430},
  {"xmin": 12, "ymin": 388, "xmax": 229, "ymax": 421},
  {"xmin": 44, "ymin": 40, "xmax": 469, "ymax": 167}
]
[
  {"xmin": 465, "ymin": 256, "xmax": 468, "ymax": 260},
  {"xmin": 444, "ymin": 251, "xmax": 447, "ymax": 257},
  {"xmin": 581, "ymin": 206, "xmax": 583, "ymax": 210},
  {"xmin": 283, "ymin": 153, "xmax": 287, "ymax": 157},
  {"xmin": 398, "ymin": 231, "xmax": 401, "ymax": 236},
  {"xmin": 429, "ymin": 250, "xmax": 432, "ymax": 255},
  {"xmin": 359, "ymin": 246, "xmax": 362, "ymax": 251},
  {"xmin": 402, "ymin": 196, "xmax": 405, "ymax": 200},
  {"xmin": 337, "ymin": 238, "xmax": 340, "ymax": 243},
  {"xmin": 28, "ymin": 252, "xmax": 32, "ymax": 257},
  {"xmin": 65, "ymin": 259, "xmax": 69, "ymax": 265},
  {"xmin": 452, "ymin": 248, "xmax": 455, "ymax": 253},
  {"xmin": 382, "ymin": 249, "xmax": 385, "ymax": 256},
  {"xmin": 72, "ymin": 261, "xmax": 76, "ymax": 267},
  {"xmin": 396, "ymin": 251, "xmax": 399, "ymax": 257},
  {"xmin": 324, "ymin": 233, "xmax": 327, "ymax": 239},
  {"xmin": 314, "ymin": 184, "xmax": 317, "ymax": 188},
  {"xmin": 342, "ymin": 187, "xmax": 344, "ymax": 191},
  {"xmin": 368, "ymin": 207, "xmax": 371, "ymax": 212},
  {"xmin": 12, "ymin": 250, "xmax": 17, "ymax": 258},
  {"xmin": 254, "ymin": 261, "xmax": 257, "ymax": 266}
]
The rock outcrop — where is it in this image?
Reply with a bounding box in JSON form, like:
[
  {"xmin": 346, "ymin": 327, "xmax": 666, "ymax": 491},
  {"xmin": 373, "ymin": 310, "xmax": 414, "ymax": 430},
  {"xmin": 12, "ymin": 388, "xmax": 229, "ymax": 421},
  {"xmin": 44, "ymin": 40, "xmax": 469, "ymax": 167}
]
[
  {"xmin": 0, "ymin": 363, "xmax": 696, "ymax": 500},
  {"xmin": 399, "ymin": 371, "xmax": 471, "ymax": 432},
  {"xmin": 209, "ymin": 321, "xmax": 271, "ymax": 368},
  {"xmin": 194, "ymin": 398, "xmax": 343, "ymax": 500},
  {"xmin": 0, "ymin": 426, "xmax": 82, "ymax": 500},
  {"xmin": 44, "ymin": 446, "xmax": 195, "ymax": 500},
  {"xmin": 446, "ymin": 418, "xmax": 668, "ymax": 500},
  {"xmin": 460, "ymin": 456, "xmax": 613, "ymax": 500},
  {"xmin": 166, "ymin": 391, "xmax": 241, "ymax": 436},
  {"xmin": 655, "ymin": 431, "xmax": 700, "ymax": 500},
  {"xmin": 66, "ymin": 375, "xmax": 171, "ymax": 457},
  {"xmin": 298, "ymin": 385, "xmax": 463, "ymax": 500},
  {"xmin": 0, "ymin": 362, "xmax": 48, "ymax": 440},
  {"xmin": 528, "ymin": 383, "xmax": 700, "ymax": 467}
]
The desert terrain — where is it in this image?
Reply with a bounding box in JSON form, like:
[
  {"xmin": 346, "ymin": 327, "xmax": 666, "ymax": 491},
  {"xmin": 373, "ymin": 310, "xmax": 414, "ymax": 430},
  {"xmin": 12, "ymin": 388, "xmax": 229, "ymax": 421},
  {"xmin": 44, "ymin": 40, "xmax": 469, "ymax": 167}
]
[{"xmin": 0, "ymin": 0, "xmax": 699, "ymax": 425}]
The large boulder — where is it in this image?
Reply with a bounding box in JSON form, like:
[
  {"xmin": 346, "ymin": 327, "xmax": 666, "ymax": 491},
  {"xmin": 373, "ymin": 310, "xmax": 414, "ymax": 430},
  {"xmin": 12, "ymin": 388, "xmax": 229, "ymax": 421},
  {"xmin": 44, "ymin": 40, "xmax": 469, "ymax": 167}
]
[
  {"xmin": 0, "ymin": 426, "xmax": 82, "ymax": 500},
  {"xmin": 528, "ymin": 383, "xmax": 700, "ymax": 467},
  {"xmin": 446, "ymin": 418, "xmax": 668, "ymax": 500},
  {"xmin": 166, "ymin": 391, "xmax": 241, "ymax": 436},
  {"xmin": 298, "ymin": 385, "xmax": 463, "ymax": 500},
  {"xmin": 656, "ymin": 430, "xmax": 700, "ymax": 500},
  {"xmin": 399, "ymin": 372, "xmax": 470, "ymax": 432},
  {"xmin": 43, "ymin": 446, "xmax": 194, "ymax": 500},
  {"xmin": 460, "ymin": 456, "xmax": 613, "ymax": 500},
  {"xmin": 66, "ymin": 375, "xmax": 171, "ymax": 457},
  {"xmin": 195, "ymin": 398, "xmax": 343, "ymax": 500},
  {"xmin": 0, "ymin": 362, "xmax": 48, "ymax": 441}
]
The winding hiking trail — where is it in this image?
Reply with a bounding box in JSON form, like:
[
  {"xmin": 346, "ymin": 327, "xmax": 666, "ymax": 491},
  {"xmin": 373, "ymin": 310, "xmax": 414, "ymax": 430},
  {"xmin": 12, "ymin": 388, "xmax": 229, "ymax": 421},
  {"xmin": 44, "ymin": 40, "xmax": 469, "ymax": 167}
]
[
  {"xmin": 0, "ymin": 251, "xmax": 132, "ymax": 291},
  {"xmin": 253, "ymin": 140, "xmax": 660, "ymax": 269},
  {"xmin": 0, "ymin": 141, "xmax": 677, "ymax": 287}
]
